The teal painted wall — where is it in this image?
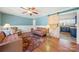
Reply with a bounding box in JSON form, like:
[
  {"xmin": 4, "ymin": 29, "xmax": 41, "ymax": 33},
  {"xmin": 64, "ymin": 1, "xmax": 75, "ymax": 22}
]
[
  {"xmin": 36, "ymin": 16, "xmax": 48, "ymax": 26},
  {"xmin": 0, "ymin": 13, "xmax": 48, "ymax": 26},
  {"xmin": 0, "ymin": 13, "xmax": 1, "ymax": 25},
  {"xmin": 1, "ymin": 13, "xmax": 33, "ymax": 25}
]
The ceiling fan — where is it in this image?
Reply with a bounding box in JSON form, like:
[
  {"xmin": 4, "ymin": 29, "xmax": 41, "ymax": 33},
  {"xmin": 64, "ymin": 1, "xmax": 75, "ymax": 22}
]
[{"xmin": 21, "ymin": 7, "xmax": 39, "ymax": 16}]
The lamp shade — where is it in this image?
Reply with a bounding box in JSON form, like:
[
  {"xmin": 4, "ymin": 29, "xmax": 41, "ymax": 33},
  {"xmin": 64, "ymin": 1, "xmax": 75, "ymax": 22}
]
[
  {"xmin": 3, "ymin": 24, "xmax": 11, "ymax": 28},
  {"xmin": 46, "ymin": 25, "xmax": 50, "ymax": 29}
]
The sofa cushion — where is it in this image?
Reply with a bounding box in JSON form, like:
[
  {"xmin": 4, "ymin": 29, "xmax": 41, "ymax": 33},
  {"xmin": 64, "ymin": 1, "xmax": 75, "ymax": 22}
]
[{"xmin": 0, "ymin": 31, "xmax": 6, "ymax": 42}]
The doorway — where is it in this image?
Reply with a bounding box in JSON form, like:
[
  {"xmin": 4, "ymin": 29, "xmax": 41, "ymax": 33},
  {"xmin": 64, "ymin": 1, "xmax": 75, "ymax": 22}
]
[{"xmin": 59, "ymin": 12, "xmax": 77, "ymax": 51}]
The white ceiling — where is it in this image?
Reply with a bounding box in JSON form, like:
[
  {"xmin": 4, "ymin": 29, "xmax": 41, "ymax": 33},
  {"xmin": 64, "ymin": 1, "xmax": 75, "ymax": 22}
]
[{"xmin": 0, "ymin": 7, "xmax": 74, "ymax": 18}]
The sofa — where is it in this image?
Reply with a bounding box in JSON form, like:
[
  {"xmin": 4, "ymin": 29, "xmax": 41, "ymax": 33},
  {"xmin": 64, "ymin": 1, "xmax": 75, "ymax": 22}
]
[{"xmin": 0, "ymin": 32, "xmax": 22, "ymax": 52}]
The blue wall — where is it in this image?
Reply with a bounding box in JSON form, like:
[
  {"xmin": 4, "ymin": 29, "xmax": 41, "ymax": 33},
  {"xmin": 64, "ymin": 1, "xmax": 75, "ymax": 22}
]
[
  {"xmin": 0, "ymin": 13, "xmax": 1, "ymax": 25},
  {"xmin": 1, "ymin": 13, "xmax": 33, "ymax": 25},
  {"xmin": 0, "ymin": 13, "xmax": 48, "ymax": 26},
  {"xmin": 36, "ymin": 16, "xmax": 48, "ymax": 26}
]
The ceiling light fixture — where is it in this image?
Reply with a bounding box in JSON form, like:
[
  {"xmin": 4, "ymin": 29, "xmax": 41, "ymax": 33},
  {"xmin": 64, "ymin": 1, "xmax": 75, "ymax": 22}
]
[
  {"xmin": 21, "ymin": 7, "xmax": 38, "ymax": 16},
  {"xmin": 27, "ymin": 10, "xmax": 32, "ymax": 13}
]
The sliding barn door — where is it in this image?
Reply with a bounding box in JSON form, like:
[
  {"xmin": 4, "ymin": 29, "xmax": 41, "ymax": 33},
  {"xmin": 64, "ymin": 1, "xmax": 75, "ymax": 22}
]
[
  {"xmin": 77, "ymin": 11, "xmax": 79, "ymax": 44},
  {"xmin": 48, "ymin": 14, "xmax": 60, "ymax": 38}
]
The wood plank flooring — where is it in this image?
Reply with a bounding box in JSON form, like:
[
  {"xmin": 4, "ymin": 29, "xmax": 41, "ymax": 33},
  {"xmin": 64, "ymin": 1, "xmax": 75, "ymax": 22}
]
[{"xmin": 33, "ymin": 32, "xmax": 79, "ymax": 52}]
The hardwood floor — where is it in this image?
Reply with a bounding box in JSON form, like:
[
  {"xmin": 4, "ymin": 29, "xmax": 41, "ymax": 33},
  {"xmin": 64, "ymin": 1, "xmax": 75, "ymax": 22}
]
[{"xmin": 33, "ymin": 32, "xmax": 78, "ymax": 52}]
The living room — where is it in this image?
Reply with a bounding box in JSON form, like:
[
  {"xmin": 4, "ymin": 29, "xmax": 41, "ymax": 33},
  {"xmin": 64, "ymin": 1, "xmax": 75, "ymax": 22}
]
[{"xmin": 0, "ymin": 7, "xmax": 79, "ymax": 52}]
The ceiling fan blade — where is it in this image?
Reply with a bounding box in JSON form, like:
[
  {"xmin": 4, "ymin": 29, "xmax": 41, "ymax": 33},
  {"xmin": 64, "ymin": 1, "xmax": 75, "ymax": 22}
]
[
  {"xmin": 33, "ymin": 12, "xmax": 38, "ymax": 14},
  {"xmin": 20, "ymin": 7, "xmax": 28, "ymax": 10},
  {"xmin": 22, "ymin": 12, "xmax": 27, "ymax": 14},
  {"xmin": 31, "ymin": 7, "xmax": 36, "ymax": 10}
]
